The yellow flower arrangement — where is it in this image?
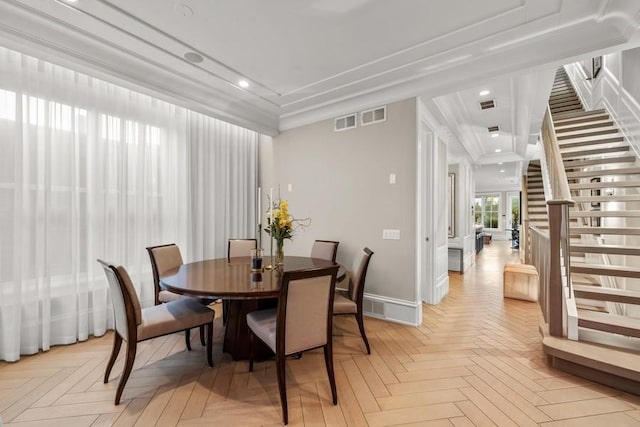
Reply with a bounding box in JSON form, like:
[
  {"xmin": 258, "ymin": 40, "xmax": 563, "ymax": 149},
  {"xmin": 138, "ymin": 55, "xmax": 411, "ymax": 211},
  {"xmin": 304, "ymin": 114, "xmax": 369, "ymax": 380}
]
[
  {"xmin": 266, "ymin": 199, "xmax": 310, "ymax": 266},
  {"xmin": 268, "ymin": 199, "xmax": 295, "ymax": 242}
]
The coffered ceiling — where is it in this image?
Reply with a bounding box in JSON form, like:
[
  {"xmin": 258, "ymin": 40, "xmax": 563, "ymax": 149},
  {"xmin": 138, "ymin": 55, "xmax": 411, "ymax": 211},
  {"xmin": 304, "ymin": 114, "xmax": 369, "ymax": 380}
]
[
  {"xmin": 2, "ymin": 0, "xmax": 640, "ymax": 139},
  {"xmin": 434, "ymin": 68, "xmax": 556, "ymax": 191}
]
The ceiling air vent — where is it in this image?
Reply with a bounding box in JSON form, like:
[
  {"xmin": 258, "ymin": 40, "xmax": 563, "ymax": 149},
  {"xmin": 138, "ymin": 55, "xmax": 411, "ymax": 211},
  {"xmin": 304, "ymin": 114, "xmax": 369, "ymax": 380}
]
[
  {"xmin": 361, "ymin": 105, "xmax": 386, "ymax": 126},
  {"xmin": 480, "ymin": 99, "xmax": 496, "ymax": 110},
  {"xmin": 334, "ymin": 113, "xmax": 357, "ymax": 132},
  {"xmin": 488, "ymin": 125, "xmax": 500, "ymax": 133}
]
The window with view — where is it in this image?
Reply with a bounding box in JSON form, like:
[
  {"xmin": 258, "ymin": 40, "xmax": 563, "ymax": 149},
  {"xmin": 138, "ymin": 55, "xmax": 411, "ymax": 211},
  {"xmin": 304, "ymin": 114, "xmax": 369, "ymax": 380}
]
[{"xmin": 474, "ymin": 195, "xmax": 499, "ymax": 229}]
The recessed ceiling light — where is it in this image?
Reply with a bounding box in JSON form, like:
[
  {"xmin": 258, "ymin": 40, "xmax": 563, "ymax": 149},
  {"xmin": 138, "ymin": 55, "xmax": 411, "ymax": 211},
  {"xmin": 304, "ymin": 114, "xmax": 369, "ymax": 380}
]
[
  {"xmin": 500, "ymin": 169, "xmax": 505, "ymax": 173},
  {"xmin": 238, "ymin": 80, "xmax": 250, "ymax": 88},
  {"xmin": 498, "ymin": 162, "xmax": 503, "ymax": 165},
  {"xmin": 491, "ymin": 133, "xmax": 499, "ymax": 138},
  {"xmin": 184, "ymin": 52, "xmax": 203, "ymax": 63},
  {"xmin": 495, "ymin": 149, "xmax": 502, "ymax": 153},
  {"xmin": 479, "ymin": 90, "xmax": 490, "ymax": 96}
]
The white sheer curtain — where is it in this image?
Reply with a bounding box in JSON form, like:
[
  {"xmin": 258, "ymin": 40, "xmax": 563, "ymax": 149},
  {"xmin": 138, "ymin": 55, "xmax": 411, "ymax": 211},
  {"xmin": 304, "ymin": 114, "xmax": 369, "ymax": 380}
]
[
  {"xmin": 187, "ymin": 111, "xmax": 258, "ymax": 260},
  {"xmin": 0, "ymin": 46, "xmax": 258, "ymax": 362}
]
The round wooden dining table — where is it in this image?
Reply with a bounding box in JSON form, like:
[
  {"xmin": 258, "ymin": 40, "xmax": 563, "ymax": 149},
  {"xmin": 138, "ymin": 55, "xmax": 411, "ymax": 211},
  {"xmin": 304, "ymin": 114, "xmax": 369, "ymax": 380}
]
[{"xmin": 160, "ymin": 256, "xmax": 342, "ymax": 360}]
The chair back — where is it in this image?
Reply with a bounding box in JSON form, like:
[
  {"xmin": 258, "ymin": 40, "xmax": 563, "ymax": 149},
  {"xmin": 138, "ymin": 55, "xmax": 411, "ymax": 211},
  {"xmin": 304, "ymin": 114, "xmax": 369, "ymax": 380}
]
[
  {"xmin": 146, "ymin": 244, "xmax": 184, "ymax": 305},
  {"xmin": 310, "ymin": 240, "xmax": 339, "ymax": 263},
  {"xmin": 278, "ymin": 266, "xmax": 339, "ymax": 355},
  {"xmin": 228, "ymin": 239, "xmax": 257, "ymax": 261},
  {"xmin": 348, "ymin": 248, "xmax": 374, "ymax": 303},
  {"xmin": 97, "ymin": 260, "xmax": 142, "ymax": 341}
]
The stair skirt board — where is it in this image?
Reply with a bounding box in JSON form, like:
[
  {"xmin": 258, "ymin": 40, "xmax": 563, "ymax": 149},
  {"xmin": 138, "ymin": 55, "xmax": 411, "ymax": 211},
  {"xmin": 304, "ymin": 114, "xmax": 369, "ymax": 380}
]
[{"xmin": 548, "ymin": 356, "xmax": 640, "ymax": 396}]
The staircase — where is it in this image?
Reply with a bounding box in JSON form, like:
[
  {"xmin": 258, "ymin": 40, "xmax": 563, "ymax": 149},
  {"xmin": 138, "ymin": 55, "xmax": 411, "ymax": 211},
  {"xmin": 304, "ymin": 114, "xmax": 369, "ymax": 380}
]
[
  {"xmin": 535, "ymin": 67, "xmax": 640, "ymax": 394},
  {"xmin": 525, "ymin": 161, "xmax": 548, "ymax": 232}
]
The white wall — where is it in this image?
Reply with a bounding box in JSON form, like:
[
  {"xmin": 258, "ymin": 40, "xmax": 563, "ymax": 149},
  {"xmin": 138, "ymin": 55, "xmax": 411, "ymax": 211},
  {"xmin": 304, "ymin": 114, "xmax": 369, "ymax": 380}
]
[
  {"xmin": 448, "ymin": 159, "xmax": 476, "ymax": 271},
  {"xmin": 259, "ymin": 98, "xmax": 421, "ymax": 323}
]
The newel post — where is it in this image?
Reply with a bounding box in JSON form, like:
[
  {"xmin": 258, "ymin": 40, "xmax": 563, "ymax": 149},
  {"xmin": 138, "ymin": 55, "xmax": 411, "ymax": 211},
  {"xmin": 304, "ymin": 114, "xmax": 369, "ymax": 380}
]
[{"xmin": 547, "ymin": 200, "xmax": 571, "ymax": 337}]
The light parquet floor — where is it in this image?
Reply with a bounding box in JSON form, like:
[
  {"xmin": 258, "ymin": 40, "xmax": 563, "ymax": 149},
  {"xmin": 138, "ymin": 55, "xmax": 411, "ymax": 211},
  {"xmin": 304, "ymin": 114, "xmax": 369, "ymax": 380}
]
[{"xmin": 2, "ymin": 241, "xmax": 640, "ymax": 426}]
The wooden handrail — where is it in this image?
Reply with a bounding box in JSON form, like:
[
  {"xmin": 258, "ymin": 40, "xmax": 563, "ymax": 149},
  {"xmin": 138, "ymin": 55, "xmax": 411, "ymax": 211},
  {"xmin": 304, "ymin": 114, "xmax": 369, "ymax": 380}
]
[{"xmin": 541, "ymin": 106, "xmax": 573, "ymax": 201}]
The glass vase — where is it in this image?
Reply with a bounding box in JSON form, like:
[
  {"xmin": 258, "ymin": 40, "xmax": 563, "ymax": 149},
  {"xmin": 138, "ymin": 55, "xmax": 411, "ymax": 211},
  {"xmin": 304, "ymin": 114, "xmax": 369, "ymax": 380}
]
[{"xmin": 275, "ymin": 239, "xmax": 285, "ymax": 271}]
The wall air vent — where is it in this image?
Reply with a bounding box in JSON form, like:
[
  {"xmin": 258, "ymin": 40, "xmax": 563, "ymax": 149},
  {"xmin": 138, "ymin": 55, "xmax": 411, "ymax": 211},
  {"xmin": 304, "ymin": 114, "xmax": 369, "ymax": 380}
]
[
  {"xmin": 488, "ymin": 125, "xmax": 500, "ymax": 133},
  {"xmin": 480, "ymin": 99, "xmax": 496, "ymax": 110},
  {"xmin": 334, "ymin": 113, "xmax": 357, "ymax": 131},
  {"xmin": 361, "ymin": 105, "xmax": 386, "ymax": 126}
]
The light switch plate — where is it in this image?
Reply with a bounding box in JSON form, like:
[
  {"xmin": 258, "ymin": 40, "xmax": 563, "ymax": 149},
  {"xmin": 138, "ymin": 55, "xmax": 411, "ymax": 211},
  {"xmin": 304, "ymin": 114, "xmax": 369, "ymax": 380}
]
[{"xmin": 382, "ymin": 229, "xmax": 400, "ymax": 240}]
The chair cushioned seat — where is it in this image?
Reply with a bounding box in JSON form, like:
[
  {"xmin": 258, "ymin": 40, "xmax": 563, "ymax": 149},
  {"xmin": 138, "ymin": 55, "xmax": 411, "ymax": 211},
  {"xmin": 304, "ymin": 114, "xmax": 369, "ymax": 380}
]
[
  {"xmin": 333, "ymin": 290, "xmax": 357, "ymax": 314},
  {"xmin": 158, "ymin": 289, "xmax": 186, "ymax": 303},
  {"xmin": 138, "ymin": 298, "xmax": 215, "ymax": 341},
  {"xmin": 246, "ymin": 308, "xmax": 277, "ymax": 353}
]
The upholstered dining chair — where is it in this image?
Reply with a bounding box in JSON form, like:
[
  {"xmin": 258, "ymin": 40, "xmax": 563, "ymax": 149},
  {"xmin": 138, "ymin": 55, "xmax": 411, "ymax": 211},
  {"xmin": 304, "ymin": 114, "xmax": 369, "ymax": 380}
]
[
  {"xmin": 227, "ymin": 238, "xmax": 257, "ymax": 260},
  {"xmin": 147, "ymin": 243, "xmax": 210, "ymax": 349},
  {"xmin": 224, "ymin": 238, "xmax": 258, "ymax": 324},
  {"xmin": 146, "ymin": 243, "xmax": 185, "ymax": 306},
  {"xmin": 310, "ymin": 239, "xmax": 339, "ymax": 263},
  {"xmin": 333, "ymin": 247, "xmax": 374, "ymax": 354},
  {"xmin": 247, "ymin": 265, "xmax": 340, "ymax": 425},
  {"xmin": 98, "ymin": 259, "xmax": 214, "ymax": 405}
]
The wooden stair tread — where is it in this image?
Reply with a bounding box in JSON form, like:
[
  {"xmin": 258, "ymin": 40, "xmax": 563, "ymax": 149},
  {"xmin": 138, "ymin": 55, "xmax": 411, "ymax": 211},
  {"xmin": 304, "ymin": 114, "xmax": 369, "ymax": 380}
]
[
  {"xmin": 577, "ymin": 310, "xmax": 640, "ymax": 338},
  {"xmin": 561, "ymin": 145, "xmax": 630, "ymax": 158},
  {"xmin": 576, "ymin": 302, "xmax": 609, "ymax": 313},
  {"xmin": 566, "ymin": 167, "xmax": 640, "ymax": 178},
  {"xmin": 571, "ymin": 275, "xmax": 601, "ymax": 286},
  {"xmin": 573, "ymin": 195, "xmax": 640, "ymax": 203},
  {"xmin": 555, "ymin": 119, "xmax": 613, "ymax": 130},
  {"xmin": 572, "ymin": 264, "xmax": 640, "ymax": 279},
  {"xmin": 574, "ymin": 285, "xmax": 640, "ymax": 305},
  {"xmin": 571, "ymin": 227, "xmax": 640, "ymax": 235},
  {"xmin": 570, "ymin": 210, "xmax": 640, "ymax": 218},
  {"xmin": 553, "ymin": 114, "xmax": 610, "ymax": 127},
  {"xmin": 550, "ymin": 95, "xmax": 579, "ymax": 104},
  {"xmin": 551, "ymin": 101, "xmax": 582, "ymax": 110},
  {"xmin": 540, "ymin": 324, "xmax": 640, "ymax": 382},
  {"xmin": 559, "ymin": 136, "xmax": 625, "ymax": 149},
  {"xmin": 555, "ymin": 121, "xmax": 615, "ymax": 133},
  {"xmin": 571, "ymin": 244, "xmax": 640, "ymax": 256},
  {"xmin": 563, "ymin": 155, "xmax": 636, "ymax": 168},
  {"xmin": 557, "ymin": 127, "xmax": 619, "ymax": 140},
  {"xmin": 552, "ymin": 108, "xmax": 606, "ymax": 121},
  {"xmin": 569, "ymin": 180, "xmax": 640, "ymax": 190}
]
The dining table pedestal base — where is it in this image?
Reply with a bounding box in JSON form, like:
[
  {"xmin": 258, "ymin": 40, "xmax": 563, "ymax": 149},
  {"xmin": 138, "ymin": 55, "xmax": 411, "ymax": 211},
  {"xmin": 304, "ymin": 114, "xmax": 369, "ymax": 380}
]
[{"xmin": 223, "ymin": 298, "xmax": 277, "ymax": 361}]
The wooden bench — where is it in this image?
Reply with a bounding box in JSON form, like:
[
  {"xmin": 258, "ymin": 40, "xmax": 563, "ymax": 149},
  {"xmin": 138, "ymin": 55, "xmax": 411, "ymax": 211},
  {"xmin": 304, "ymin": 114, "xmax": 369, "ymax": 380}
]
[{"xmin": 503, "ymin": 263, "xmax": 539, "ymax": 302}]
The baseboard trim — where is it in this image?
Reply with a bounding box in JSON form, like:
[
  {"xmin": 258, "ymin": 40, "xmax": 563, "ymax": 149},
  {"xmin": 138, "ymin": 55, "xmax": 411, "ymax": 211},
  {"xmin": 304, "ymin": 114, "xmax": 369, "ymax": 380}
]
[
  {"xmin": 463, "ymin": 252, "xmax": 475, "ymax": 272},
  {"xmin": 363, "ymin": 293, "xmax": 421, "ymax": 326}
]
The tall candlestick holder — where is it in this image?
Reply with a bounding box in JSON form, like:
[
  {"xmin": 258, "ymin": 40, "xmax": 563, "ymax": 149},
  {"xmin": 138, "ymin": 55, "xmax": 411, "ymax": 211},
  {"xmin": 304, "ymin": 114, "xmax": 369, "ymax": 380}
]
[
  {"xmin": 264, "ymin": 219, "xmax": 275, "ymax": 271},
  {"xmin": 257, "ymin": 223, "xmax": 262, "ymax": 251}
]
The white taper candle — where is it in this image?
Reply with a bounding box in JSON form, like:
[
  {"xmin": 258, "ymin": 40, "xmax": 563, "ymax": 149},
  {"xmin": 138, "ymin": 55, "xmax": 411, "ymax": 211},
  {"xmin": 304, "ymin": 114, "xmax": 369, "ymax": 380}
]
[{"xmin": 257, "ymin": 187, "xmax": 261, "ymax": 225}]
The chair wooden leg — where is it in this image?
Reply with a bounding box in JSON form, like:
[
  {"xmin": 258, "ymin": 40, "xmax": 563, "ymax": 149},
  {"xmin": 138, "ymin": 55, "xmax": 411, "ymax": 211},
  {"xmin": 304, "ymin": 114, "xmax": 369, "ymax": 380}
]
[
  {"xmin": 185, "ymin": 329, "xmax": 192, "ymax": 351},
  {"xmin": 206, "ymin": 322, "xmax": 213, "ymax": 367},
  {"xmin": 276, "ymin": 352, "xmax": 288, "ymax": 425},
  {"xmin": 199, "ymin": 325, "xmax": 206, "ymax": 346},
  {"xmin": 355, "ymin": 312, "xmax": 371, "ymax": 355},
  {"xmin": 248, "ymin": 329, "xmax": 255, "ymax": 372},
  {"xmin": 104, "ymin": 332, "xmax": 122, "ymax": 384},
  {"xmin": 323, "ymin": 345, "xmax": 338, "ymax": 405},
  {"xmin": 115, "ymin": 340, "xmax": 136, "ymax": 405}
]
